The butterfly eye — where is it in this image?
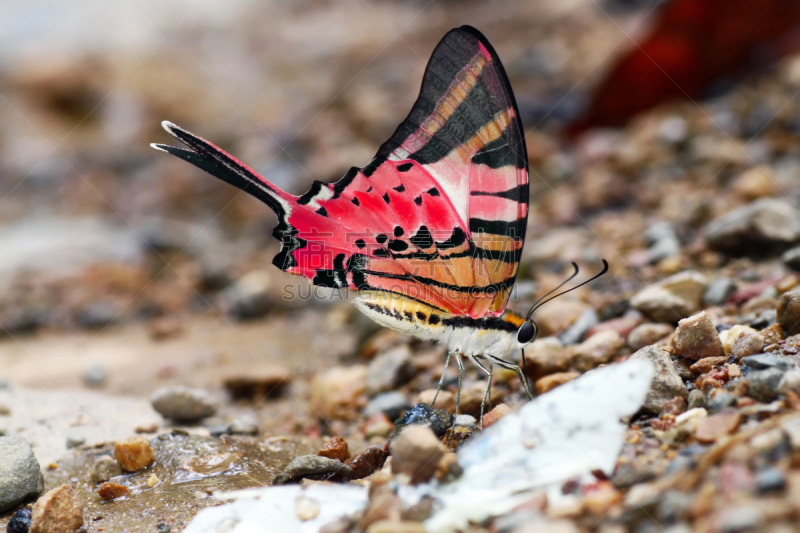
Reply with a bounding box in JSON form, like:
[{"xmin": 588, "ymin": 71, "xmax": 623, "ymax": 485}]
[{"xmin": 517, "ymin": 321, "xmax": 536, "ymax": 345}]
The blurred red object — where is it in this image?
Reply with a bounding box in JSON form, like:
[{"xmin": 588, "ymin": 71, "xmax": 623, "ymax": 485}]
[{"xmin": 568, "ymin": 0, "xmax": 800, "ymax": 136}]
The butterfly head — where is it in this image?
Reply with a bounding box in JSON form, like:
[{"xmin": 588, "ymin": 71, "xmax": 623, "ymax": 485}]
[{"xmin": 515, "ymin": 320, "xmax": 537, "ymax": 347}]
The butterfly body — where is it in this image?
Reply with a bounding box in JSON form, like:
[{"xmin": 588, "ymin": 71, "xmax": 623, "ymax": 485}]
[{"xmin": 353, "ymin": 291, "xmax": 528, "ymax": 358}]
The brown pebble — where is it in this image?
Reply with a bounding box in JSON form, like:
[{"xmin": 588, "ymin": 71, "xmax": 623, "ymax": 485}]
[
  {"xmin": 416, "ymin": 389, "xmax": 455, "ymax": 412},
  {"xmin": 318, "ymin": 436, "xmax": 350, "ymax": 462},
  {"xmin": 535, "ymin": 371, "xmax": 580, "ymax": 394},
  {"xmin": 114, "ymin": 436, "xmax": 154, "ymax": 472},
  {"xmin": 568, "ymin": 330, "xmax": 624, "ymax": 371},
  {"xmin": 223, "ymin": 368, "xmax": 291, "ymax": 400},
  {"xmin": 97, "ymin": 482, "xmax": 128, "ymax": 501},
  {"xmin": 30, "ymin": 484, "xmax": 84, "ymax": 533},
  {"xmin": 309, "ymin": 366, "xmax": 368, "ymax": 420},
  {"xmin": 779, "ymin": 291, "xmax": 800, "ymax": 337},
  {"xmin": 583, "ymin": 482, "xmax": 622, "ymax": 517},
  {"xmin": 390, "ymin": 425, "xmax": 445, "ymax": 484},
  {"xmin": 134, "ymin": 422, "xmax": 159, "ymax": 434},
  {"xmin": 434, "ymin": 452, "xmax": 461, "ymax": 482},
  {"xmin": 659, "ymin": 396, "xmax": 687, "ymax": 417},
  {"xmin": 627, "ymin": 322, "xmax": 674, "ymax": 351},
  {"xmin": 346, "ymin": 447, "xmax": 389, "ymax": 480},
  {"xmin": 690, "ymin": 356, "xmax": 728, "ymax": 375},
  {"xmin": 482, "ymin": 403, "xmax": 510, "ymax": 429},
  {"xmin": 671, "ymin": 311, "xmax": 724, "ymax": 361},
  {"xmin": 695, "ymin": 409, "xmax": 741, "ymax": 443},
  {"xmin": 148, "ymin": 315, "xmax": 185, "ymax": 341},
  {"xmin": 363, "ymin": 412, "xmax": 394, "ymax": 440},
  {"xmin": 585, "ymin": 314, "xmax": 643, "ymax": 340}
]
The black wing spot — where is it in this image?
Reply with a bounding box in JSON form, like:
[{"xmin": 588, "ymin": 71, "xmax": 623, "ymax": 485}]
[
  {"xmin": 367, "ymin": 186, "xmax": 373, "ymax": 193},
  {"xmin": 427, "ymin": 188, "xmax": 440, "ymax": 197},
  {"xmin": 388, "ymin": 239, "xmax": 408, "ymax": 252},
  {"xmin": 376, "ymin": 234, "xmax": 388, "ymax": 244},
  {"xmin": 397, "ymin": 162, "xmax": 413, "ymax": 172},
  {"xmin": 414, "ymin": 196, "xmax": 422, "ymax": 206},
  {"xmin": 394, "ymin": 226, "xmax": 404, "ymax": 237},
  {"xmin": 355, "ymin": 239, "xmax": 366, "ymax": 249},
  {"xmin": 403, "ymin": 311, "xmax": 413, "ymax": 320},
  {"xmin": 374, "ymin": 249, "xmax": 390, "ymax": 258},
  {"xmin": 428, "ymin": 314, "xmax": 441, "ymax": 325},
  {"xmin": 437, "ymin": 227, "xmax": 467, "ymax": 249},
  {"xmin": 393, "ymin": 184, "xmax": 406, "ymax": 193},
  {"xmin": 410, "ymin": 225, "xmax": 433, "ymax": 248},
  {"xmin": 352, "ymin": 197, "xmax": 360, "ymax": 206},
  {"xmin": 316, "ymin": 207, "xmax": 328, "ymax": 217},
  {"xmin": 416, "ymin": 311, "xmax": 427, "ymax": 321},
  {"xmin": 383, "ymin": 192, "xmax": 391, "ymax": 204}
]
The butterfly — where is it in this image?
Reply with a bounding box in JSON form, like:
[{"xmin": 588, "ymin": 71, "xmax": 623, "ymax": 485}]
[{"xmin": 152, "ymin": 26, "xmax": 607, "ymax": 424}]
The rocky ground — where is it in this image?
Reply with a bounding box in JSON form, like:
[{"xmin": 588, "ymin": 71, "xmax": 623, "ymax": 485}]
[{"xmin": 4, "ymin": 0, "xmax": 800, "ymax": 532}]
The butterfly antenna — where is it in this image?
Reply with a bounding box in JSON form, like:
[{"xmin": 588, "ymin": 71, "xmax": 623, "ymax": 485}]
[
  {"xmin": 525, "ymin": 262, "xmax": 580, "ymax": 321},
  {"xmin": 526, "ymin": 259, "xmax": 609, "ymax": 321}
]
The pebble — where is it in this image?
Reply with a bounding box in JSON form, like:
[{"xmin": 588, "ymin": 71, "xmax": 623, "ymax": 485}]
[
  {"xmin": 318, "ymin": 436, "xmax": 350, "ymax": 463},
  {"xmin": 0, "ymin": 434, "xmax": 43, "ymax": 513},
  {"xmin": 755, "ymin": 468, "xmax": 786, "ymax": 493},
  {"xmin": 585, "ymin": 312, "xmax": 643, "ymax": 341},
  {"xmin": 535, "ymin": 371, "xmax": 580, "ymax": 394},
  {"xmin": 695, "ymin": 409, "xmax": 741, "ymax": 443},
  {"xmin": 98, "ymin": 481, "xmax": 128, "ymax": 501},
  {"xmin": 705, "ymin": 198, "xmax": 800, "ymax": 255},
  {"xmin": 220, "ymin": 270, "xmax": 273, "ymax": 320},
  {"xmin": 671, "ymin": 311, "xmax": 725, "ymax": 361},
  {"xmin": 74, "ymin": 300, "xmax": 120, "ymax": 329},
  {"xmin": 454, "ymin": 414, "xmax": 479, "ymax": 430},
  {"xmin": 147, "ymin": 474, "xmax": 160, "ymax": 488},
  {"xmin": 645, "ymin": 221, "xmax": 682, "ymax": 263},
  {"xmin": 391, "ymin": 403, "xmax": 453, "ymax": 438},
  {"xmin": 363, "ymin": 412, "xmax": 394, "ymax": 439},
  {"xmin": 567, "ymin": 329, "xmax": 624, "ymax": 371},
  {"xmin": 365, "ymin": 346, "xmax": 414, "ymax": 396},
  {"xmin": 223, "ymin": 368, "xmax": 291, "ymax": 400},
  {"xmin": 390, "ymin": 425, "xmax": 445, "ymax": 484},
  {"xmin": 630, "ymin": 346, "xmax": 688, "ymax": 412},
  {"xmin": 114, "ymin": 436, "xmax": 154, "ymax": 472},
  {"xmin": 82, "ymin": 363, "xmax": 107, "ymax": 388},
  {"xmin": 482, "ymin": 403, "xmax": 510, "ymax": 429},
  {"xmin": 717, "ymin": 506, "xmax": 763, "ymax": 533},
  {"xmin": 703, "ymin": 277, "xmax": 737, "ymax": 306},
  {"xmin": 631, "ymin": 271, "xmax": 707, "ymax": 322},
  {"xmin": 364, "ymin": 391, "xmax": 412, "ymax": 420},
  {"xmin": 782, "ymin": 246, "xmax": 800, "ymax": 271},
  {"xmin": 272, "ymin": 455, "xmax": 354, "ymax": 485},
  {"xmin": 723, "ymin": 325, "xmax": 765, "ymax": 359},
  {"xmin": 747, "ymin": 368, "xmax": 785, "ymax": 402},
  {"xmin": 29, "ymin": 484, "xmax": 84, "ymax": 533},
  {"xmin": 534, "ymin": 299, "xmax": 589, "ymax": 337},
  {"xmin": 309, "ymin": 365, "xmax": 367, "ymax": 420},
  {"xmin": 741, "ymin": 354, "xmax": 796, "ymax": 371},
  {"xmin": 65, "ymin": 434, "xmax": 85, "ymax": 449},
  {"xmin": 778, "ymin": 369, "xmax": 800, "ymax": 396},
  {"xmin": 525, "ymin": 337, "xmax": 569, "ymax": 380},
  {"xmin": 90, "ymin": 455, "xmax": 122, "ymax": 483},
  {"xmin": 557, "ymin": 307, "xmax": 599, "ymax": 345},
  {"xmin": 627, "ymin": 323, "xmax": 674, "ymax": 350},
  {"xmin": 346, "ymin": 447, "xmax": 388, "ymax": 480},
  {"xmin": 6, "ymin": 508, "xmax": 32, "ymax": 533},
  {"xmin": 689, "ymin": 356, "xmax": 727, "ymax": 375},
  {"xmin": 778, "ymin": 291, "xmax": 800, "ymax": 337},
  {"xmin": 687, "ymin": 389, "xmax": 707, "ymax": 409},
  {"xmin": 706, "ymin": 391, "xmax": 737, "ymax": 413},
  {"xmin": 230, "ymin": 413, "xmax": 259, "ymax": 435},
  {"xmin": 149, "ymin": 386, "xmax": 219, "ymax": 422}
]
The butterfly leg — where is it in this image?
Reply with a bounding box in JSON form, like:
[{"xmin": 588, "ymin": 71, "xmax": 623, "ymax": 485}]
[
  {"xmin": 454, "ymin": 353, "xmax": 465, "ymax": 418},
  {"xmin": 487, "ymin": 354, "xmax": 534, "ymax": 400},
  {"xmin": 472, "ymin": 356, "xmax": 493, "ymax": 430},
  {"xmin": 431, "ymin": 350, "xmax": 453, "ymax": 408}
]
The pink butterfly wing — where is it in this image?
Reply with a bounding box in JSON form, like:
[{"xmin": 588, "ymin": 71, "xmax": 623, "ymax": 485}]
[{"xmin": 153, "ymin": 26, "xmax": 528, "ymax": 319}]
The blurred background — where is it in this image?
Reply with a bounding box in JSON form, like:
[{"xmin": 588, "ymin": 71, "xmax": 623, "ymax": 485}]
[{"xmin": 2, "ymin": 0, "xmax": 800, "ymax": 426}]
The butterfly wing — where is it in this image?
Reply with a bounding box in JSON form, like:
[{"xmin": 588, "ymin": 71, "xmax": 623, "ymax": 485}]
[{"xmin": 153, "ymin": 26, "xmax": 528, "ymax": 319}]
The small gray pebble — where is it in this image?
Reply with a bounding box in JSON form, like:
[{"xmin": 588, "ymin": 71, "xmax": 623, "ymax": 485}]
[
  {"xmin": 65, "ymin": 434, "xmax": 86, "ymax": 449},
  {"xmin": 230, "ymin": 414, "xmax": 259, "ymax": 436},
  {"xmin": 687, "ymin": 389, "xmax": 706, "ymax": 409},
  {"xmin": 558, "ymin": 307, "xmax": 599, "ymax": 346},
  {"xmin": 703, "ymin": 277, "xmax": 736, "ymax": 307},
  {"xmin": 364, "ymin": 391, "xmax": 411, "ymax": 420},
  {"xmin": 83, "ymin": 363, "xmax": 107, "ymax": 388},
  {"xmin": 0, "ymin": 435, "xmax": 43, "ymax": 513},
  {"xmin": 755, "ymin": 467, "xmax": 786, "ymax": 493},
  {"xmin": 150, "ymin": 386, "xmax": 219, "ymax": 423},
  {"xmin": 90, "ymin": 455, "xmax": 122, "ymax": 483}
]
